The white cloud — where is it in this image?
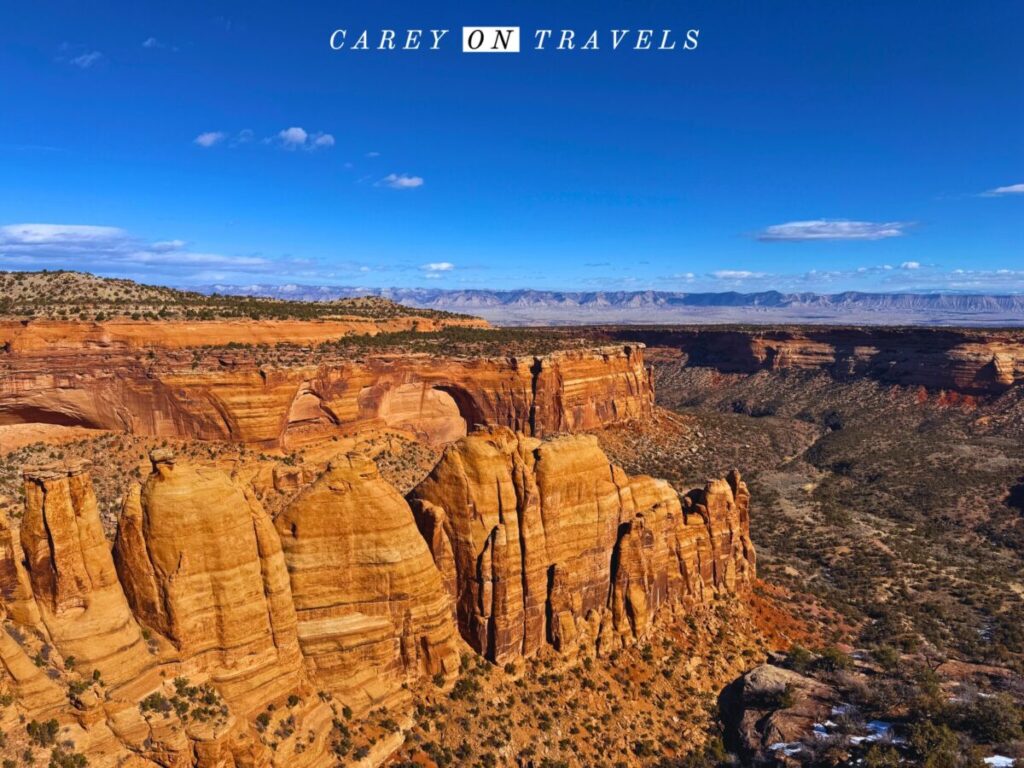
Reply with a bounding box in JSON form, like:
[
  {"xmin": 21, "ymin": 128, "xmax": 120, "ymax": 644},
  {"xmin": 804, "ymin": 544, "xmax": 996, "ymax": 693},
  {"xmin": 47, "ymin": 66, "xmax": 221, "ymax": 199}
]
[
  {"xmin": 70, "ymin": 51, "xmax": 103, "ymax": 69},
  {"xmin": 982, "ymin": 183, "xmax": 1024, "ymax": 197},
  {"xmin": 757, "ymin": 219, "xmax": 910, "ymax": 241},
  {"xmin": 194, "ymin": 131, "xmax": 226, "ymax": 148},
  {"xmin": 711, "ymin": 270, "xmax": 767, "ymax": 280},
  {"xmin": 151, "ymin": 239, "xmax": 186, "ymax": 252},
  {"xmin": 0, "ymin": 223, "xmax": 128, "ymax": 247},
  {"xmin": 278, "ymin": 126, "xmax": 308, "ymax": 147},
  {"xmin": 274, "ymin": 127, "xmax": 334, "ymax": 150},
  {"xmin": 366, "ymin": 151, "xmax": 381, "ymax": 158},
  {"xmin": 378, "ymin": 173, "xmax": 424, "ymax": 189},
  {"xmin": 900, "ymin": 260, "xmax": 921, "ymax": 270},
  {"xmin": 421, "ymin": 262, "xmax": 454, "ymax": 273},
  {"xmin": 141, "ymin": 37, "xmax": 177, "ymax": 51}
]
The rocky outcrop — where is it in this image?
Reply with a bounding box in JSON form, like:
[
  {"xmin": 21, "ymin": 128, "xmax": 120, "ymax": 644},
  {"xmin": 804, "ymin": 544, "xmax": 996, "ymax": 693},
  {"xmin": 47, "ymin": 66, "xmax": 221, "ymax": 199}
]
[
  {"xmin": 719, "ymin": 664, "xmax": 838, "ymax": 762},
  {"xmin": 275, "ymin": 455, "xmax": 460, "ymax": 713},
  {"xmin": 114, "ymin": 449, "xmax": 306, "ymax": 713},
  {"xmin": 20, "ymin": 461, "xmax": 154, "ymax": 688},
  {"xmin": 0, "ymin": 336, "xmax": 653, "ymax": 446},
  {"xmin": 408, "ymin": 428, "xmax": 756, "ymax": 663},
  {"xmin": 7, "ymin": 460, "xmax": 279, "ymax": 768},
  {"xmin": 610, "ymin": 327, "xmax": 1024, "ymax": 395}
]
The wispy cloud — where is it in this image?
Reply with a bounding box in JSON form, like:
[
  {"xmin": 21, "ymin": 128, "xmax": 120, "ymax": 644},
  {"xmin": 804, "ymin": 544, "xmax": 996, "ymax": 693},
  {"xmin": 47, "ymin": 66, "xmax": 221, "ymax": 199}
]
[
  {"xmin": 757, "ymin": 219, "xmax": 911, "ymax": 241},
  {"xmin": 0, "ymin": 223, "xmax": 269, "ymax": 272},
  {"xmin": 900, "ymin": 260, "xmax": 921, "ymax": 270},
  {"xmin": 193, "ymin": 127, "xmax": 334, "ymax": 151},
  {"xmin": 194, "ymin": 131, "xmax": 226, "ymax": 148},
  {"xmin": 56, "ymin": 44, "xmax": 105, "ymax": 69},
  {"xmin": 141, "ymin": 37, "xmax": 177, "ymax": 51},
  {"xmin": 710, "ymin": 270, "xmax": 767, "ymax": 280},
  {"xmin": 65, "ymin": 50, "xmax": 103, "ymax": 69},
  {"xmin": 420, "ymin": 262, "xmax": 454, "ymax": 278},
  {"xmin": 151, "ymin": 239, "xmax": 186, "ymax": 252},
  {"xmin": 981, "ymin": 183, "xmax": 1024, "ymax": 197},
  {"xmin": 378, "ymin": 173, "xmax": 424, "ymax": 189}
]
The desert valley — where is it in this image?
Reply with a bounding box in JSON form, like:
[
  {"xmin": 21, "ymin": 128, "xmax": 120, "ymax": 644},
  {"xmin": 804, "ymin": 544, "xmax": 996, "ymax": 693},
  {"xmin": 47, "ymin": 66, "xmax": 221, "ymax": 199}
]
[{"xmin": 0, "ymin": 271, "xmax": 1022, "ymax": 768}]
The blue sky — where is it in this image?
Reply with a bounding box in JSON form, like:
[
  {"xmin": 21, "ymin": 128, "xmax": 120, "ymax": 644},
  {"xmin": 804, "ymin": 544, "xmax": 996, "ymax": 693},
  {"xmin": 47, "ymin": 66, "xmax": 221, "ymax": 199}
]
[{"xmin": 0, "ymin": 0, "xmax": 1021, "ymax": 292}]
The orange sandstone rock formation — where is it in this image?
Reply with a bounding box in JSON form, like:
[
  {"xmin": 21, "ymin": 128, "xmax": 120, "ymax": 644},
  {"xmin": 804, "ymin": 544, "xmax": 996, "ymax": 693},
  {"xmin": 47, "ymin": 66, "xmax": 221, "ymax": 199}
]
[
  {"xmin": 275, "ymin": 455, "xmax": 460, "ymax": 713},
  {"xmin": 6, "ymin": 460, "xmax": 278, "ymax": 768},
  {"xmin": 0, "ymin": 315, "xmax": 487, "ymax": 355},
  {"xmin": 114, "ymin": 449, "xmax": 306, "ymax": 713},
  {"xmin": 20, "ymin": 461, "xmax": 154, "ymax": 688},
  {"xmin": 408, "ymin": 428, "xmax": 756, "ymax": 664},
  {"xmin": 0, "ymin": 337, "xmax": 653, "ymax": 447},
  {"xmin": 0, "ymin": 428, "xmax": 756, "ymax": 767}
]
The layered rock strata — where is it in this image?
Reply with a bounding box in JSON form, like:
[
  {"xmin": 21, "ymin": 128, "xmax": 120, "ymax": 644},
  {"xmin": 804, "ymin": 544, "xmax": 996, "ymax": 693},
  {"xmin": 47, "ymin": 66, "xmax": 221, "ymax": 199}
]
[
  {"xmin": 611, "ymin": 327, "xmax": 1024, "ymax": 395},
  {"xmin": 20, "ymin": 461, "xmax": 154, "ymax": 687},
  {"xmin": 0, "ymin": 432, "xmax": 756, "ymax": 766},
  {"xmin": 114, "ymin": 449, "xmax": 306, "ymax": 712},
  {"xmin": 275, "ymin": 455, "xmax": 460, "ymax": 712},
  {"xmin": 408, "ymin": 428, "xmax": 756, "ymax": 663},
  {"xmin": 1, "ymin": 337, "xmax": 653, "ymax": 447},
  {"xmin": 3, "ymin": 460, "xmax": 288, "ymax": 767}
]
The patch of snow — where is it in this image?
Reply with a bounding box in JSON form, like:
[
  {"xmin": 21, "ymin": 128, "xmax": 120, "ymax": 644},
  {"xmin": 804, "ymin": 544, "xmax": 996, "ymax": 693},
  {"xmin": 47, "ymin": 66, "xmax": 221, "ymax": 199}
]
[
  {"xmin": 866, "ymin": 720, "xmax": 894, "ymax": 742},
  {"xmin": 984, "ymin": 757, "xmax": 1015, "ymax": 768},
  {"xmin": 768, "ymin": 742, "xmax": 805, "ymax": 756}
]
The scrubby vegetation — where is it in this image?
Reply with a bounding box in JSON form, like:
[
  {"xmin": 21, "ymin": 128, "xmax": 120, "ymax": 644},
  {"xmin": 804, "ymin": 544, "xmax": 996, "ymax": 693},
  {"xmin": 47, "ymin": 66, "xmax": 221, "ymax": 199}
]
[
  {"xmin": 390, "ymin": 600, "xmax": 767, "ymax": 768},
  {"xmin": 0, "ymin": 270, "xmax": 471, "ymax": 321},
  {"xmin": 756, "ymin": 645, "xmax": 1024, "ymax": 768},
  {"xmin": 616, "ymin": 362, "xmax": 1024, "ymax": 670}
]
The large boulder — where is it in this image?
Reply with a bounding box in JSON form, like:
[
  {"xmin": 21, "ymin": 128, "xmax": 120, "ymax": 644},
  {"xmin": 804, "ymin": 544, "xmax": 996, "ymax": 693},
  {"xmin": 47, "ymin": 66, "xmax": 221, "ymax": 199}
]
[{"xmin": 720, "ymin": 664, "xmax": 838, "ymax": 762}]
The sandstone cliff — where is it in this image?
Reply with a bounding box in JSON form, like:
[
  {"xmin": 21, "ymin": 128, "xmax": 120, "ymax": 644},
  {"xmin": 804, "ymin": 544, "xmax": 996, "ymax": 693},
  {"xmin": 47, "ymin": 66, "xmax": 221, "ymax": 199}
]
[
  {"xmin": 0, "ymin": 315, "xmax": 487, "ymax": 354},
  {"xmin": 0, "ymin": 339, "xmax": 653, "ymax": 447},
  {"xmin": 4, "ymin": 460, "xmax": 287, "ymax": 767},
  {"xmin": 114, "ymin": 449, "xmax": 306, "ymax": 712},
  {"xmin": 20, "ymin": 461, "xmax": 154, "ymax": 688},
  {"xmin": 611, "ymin": 327, "xmax": 1024, "ymax": 395},
  {"xmin": 275, "ymin": 455, "xmax": 460, "ymax": 713},
  {"xmin": 408, "ymin": 428, "xmax": 756, "ymax": 663}
]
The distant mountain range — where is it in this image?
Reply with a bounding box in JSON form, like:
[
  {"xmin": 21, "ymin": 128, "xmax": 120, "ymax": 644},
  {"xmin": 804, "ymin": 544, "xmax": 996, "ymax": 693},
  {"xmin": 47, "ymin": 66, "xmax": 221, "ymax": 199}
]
[{"xmin": 199, "ymin": 285, "xmax": 1024, "ymax": 326}]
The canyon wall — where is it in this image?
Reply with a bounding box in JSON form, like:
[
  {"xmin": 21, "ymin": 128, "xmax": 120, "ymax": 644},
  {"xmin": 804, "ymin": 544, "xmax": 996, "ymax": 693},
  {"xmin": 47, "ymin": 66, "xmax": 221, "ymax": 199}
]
[
  {"xmin": 0, "ymin": 432, "xmax": 753, "ymax": 766},
  {"xmin": 0, "ymin": 331, "xmax": 653, "ymax": 446},
  {"xmin": 610, "ymin": 327, "xmax": 1024, "ymax": 395}
]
